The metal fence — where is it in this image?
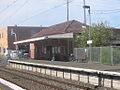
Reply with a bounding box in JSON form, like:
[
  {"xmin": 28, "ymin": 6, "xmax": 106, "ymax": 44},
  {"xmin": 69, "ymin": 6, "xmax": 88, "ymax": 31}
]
[{"xmin": 74, "ymin": 46, "xmax": 120, "ymax": 65}]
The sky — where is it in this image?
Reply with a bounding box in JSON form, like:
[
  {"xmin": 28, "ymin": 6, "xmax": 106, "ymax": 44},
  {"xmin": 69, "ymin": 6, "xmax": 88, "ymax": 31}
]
[{"xmin": 0, "ymin": 0, "xmax": 120, "ymax": 29}]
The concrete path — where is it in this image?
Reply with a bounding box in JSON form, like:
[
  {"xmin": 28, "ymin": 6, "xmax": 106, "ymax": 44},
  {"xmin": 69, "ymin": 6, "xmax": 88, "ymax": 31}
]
[
  {"xmin": 0, "ymin": 83, "xmax": 13, "ymax": 90},
  {"xmin": 17, "ymin": 60, "xmax": 120, "ymax": 72}
]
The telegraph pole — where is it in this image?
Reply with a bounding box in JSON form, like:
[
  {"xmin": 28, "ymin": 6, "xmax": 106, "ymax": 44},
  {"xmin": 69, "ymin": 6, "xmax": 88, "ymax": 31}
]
[
  {"xmin": 83, "ymin": 0, "xmax": 86, "ymax": 24},
  {"xmin": 84, "ymin": 5, "xmax": 92, "ymax": 62},
  {"xmin": 67, "ymin": 0, "xmax": 70, "ymax": 60},
  {"xmin": 67, "ymin": 0, "xmax": 69, "ymax": 21}
]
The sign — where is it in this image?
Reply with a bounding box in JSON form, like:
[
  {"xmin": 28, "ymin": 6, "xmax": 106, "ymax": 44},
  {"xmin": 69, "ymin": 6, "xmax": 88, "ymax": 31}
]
[{"xmin": 87, "ymin": 40, "xmax": 92, "ymax": 44}]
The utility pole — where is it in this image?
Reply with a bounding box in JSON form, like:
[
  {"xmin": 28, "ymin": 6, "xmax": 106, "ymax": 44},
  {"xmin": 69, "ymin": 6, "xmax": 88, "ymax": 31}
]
[
  {"xmin": 88, "ymin": 7, "xmax": 92, "ymax": 62},
  {"xmin": 66, "ymin": 0, "xmax": 70, "ymax": 60},
  {"xmin": 83, "ymin": 0, "xmax": 86, "ymax": 24},
  {"xmin": 84, "ymin": 5, "xmax": 92, "ymax": 62},
  {"xmin": 67, "ymin": 0, "xmax": 69, "ymax": 21}
]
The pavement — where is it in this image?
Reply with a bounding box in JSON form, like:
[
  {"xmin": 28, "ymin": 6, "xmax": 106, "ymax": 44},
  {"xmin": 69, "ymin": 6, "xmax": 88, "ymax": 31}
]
[
  {"xmin": 17, "ymin": 59, "xmax": 120, "ymax": 72},
  {"xmin": 0, "ymin": 83, "xmax": 13, "ymax": 90}
]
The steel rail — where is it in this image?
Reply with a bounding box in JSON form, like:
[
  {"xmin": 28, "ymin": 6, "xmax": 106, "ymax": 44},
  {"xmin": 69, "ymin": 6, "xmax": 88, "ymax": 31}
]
[
  {"xmin": 0, "ymin": 76, "xmax": 29, "ymax": 90},
  {"xmin": 0, "ymin": 68, "xmax": 66, "ymax": 90},
  {"xmin": 2, "ymin": 67, "xmax": 94, "ymax": 90}
]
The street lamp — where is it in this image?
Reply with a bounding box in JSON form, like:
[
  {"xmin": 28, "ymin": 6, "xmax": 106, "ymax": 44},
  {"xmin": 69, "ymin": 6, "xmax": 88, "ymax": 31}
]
[
  {"xmin": 83, "ymin": 5, "xmax": 92, "ymax": 62},
  {"xmin": 11, "ymin": 28, "xmax": 18, "ymax": 50},
  {"xmin": 67, "ymin": 0, "xmax": 69, "ymax": 21},
  {"xmin": 83, "ymin": 0, "xmax": 86, "ymax": 24}
]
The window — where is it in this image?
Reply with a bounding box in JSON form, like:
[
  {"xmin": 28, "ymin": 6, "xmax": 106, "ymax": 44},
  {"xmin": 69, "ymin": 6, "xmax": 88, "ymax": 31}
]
[
  {"xmin": 52, "ymin": 47, "xmax": 60, "ymax": 54},
  {"xmin": 44, "ymin": 47, "xmax": 46, "ymax": 54},
  {"xmin": 58, "ymin": 47, "xmax": 60, "ymax": 53},
  {"xmin": 55, "ymin": 47, "xmax": 58, "ymax": 54},
  {"xmin": 0, "ymin": 47, "xmax": 1, "ymax": 52},
  {"xmin": 117, "ymin": 34, "xmax": 120, "ymax": 39},
  {"xmin": 1, "ymin": 33, "xmax": 3, "ymax": 38},
  {"xmin": 61, "ymin": 46, "xmax": 65, "ymax": 55},
  {"xmin": 52, "ymin": 47, "xmax": 54, "ymax": 54},
  {"xmin": 3, "ymin": 48, "xmax": 5, "ymax": 53},
  {"xmin": 31, "ymin": 30, "xmax": 37, "ymax": 36}
]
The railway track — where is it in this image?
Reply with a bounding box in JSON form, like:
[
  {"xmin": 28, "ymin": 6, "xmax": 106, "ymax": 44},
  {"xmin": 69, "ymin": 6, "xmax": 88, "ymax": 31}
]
[{"xmin": 0, "ymin": 66, "xmax": 95, "ymax": 90}]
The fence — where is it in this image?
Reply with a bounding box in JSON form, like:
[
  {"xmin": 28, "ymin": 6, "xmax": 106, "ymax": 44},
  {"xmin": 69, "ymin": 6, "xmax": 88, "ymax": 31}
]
[{"xmin": 74, "ymin": 46, "xmax": 120, "ymax": 65}]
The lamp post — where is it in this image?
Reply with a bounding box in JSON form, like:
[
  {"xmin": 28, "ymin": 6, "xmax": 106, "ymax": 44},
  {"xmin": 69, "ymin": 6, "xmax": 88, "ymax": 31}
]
[
  {"xmin": 67, "ymin": 0, "xmax": 69, "ymax": 21},
  {"xmin": 11, "ymin": 29, "xmax": 18, "ymax": 50},
  {"xmin": 83, "ymin": 5, "xmax": 92, "ymax": 62},
  {"xmin": 83, "ymin": 0, "xmax": 86, "ymax": 24}
]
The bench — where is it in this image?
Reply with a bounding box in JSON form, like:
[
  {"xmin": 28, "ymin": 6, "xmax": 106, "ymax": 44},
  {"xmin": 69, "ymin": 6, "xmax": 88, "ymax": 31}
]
[{"xmin": 76, "ymin": 56, "xmax": 86, "ymax": 62}]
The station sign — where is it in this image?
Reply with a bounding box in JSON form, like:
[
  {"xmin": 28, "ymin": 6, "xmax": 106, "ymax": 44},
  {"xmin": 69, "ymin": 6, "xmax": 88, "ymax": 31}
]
[{"xmin": 87, "ymin": 40, "xmax": 92, "ymax": 44}]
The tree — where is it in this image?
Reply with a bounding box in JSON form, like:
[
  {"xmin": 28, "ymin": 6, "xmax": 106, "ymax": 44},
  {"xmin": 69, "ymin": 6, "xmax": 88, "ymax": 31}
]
[{"xmin": 74, "ymin": 22, "xmax": 116, "ymax": 48}]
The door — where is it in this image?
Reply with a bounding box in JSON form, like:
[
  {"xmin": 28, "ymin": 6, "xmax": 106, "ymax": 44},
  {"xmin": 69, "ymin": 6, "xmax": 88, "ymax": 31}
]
[{"xmin": 46, "ymin": 46, "xmax": 52, "ymax": 60}]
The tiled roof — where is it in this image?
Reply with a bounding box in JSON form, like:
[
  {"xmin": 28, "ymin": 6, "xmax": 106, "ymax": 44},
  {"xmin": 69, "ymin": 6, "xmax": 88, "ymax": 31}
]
[
  {"xmin": 31, "ymin": 20, "xmax": 86, "ymax": 38},
  {"xmin": 112, "ymin": 28, "xmax": 120, "ymax": 34}
]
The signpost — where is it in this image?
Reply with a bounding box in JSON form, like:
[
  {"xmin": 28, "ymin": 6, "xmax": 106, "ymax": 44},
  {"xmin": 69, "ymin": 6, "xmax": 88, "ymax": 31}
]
[
  {"xmin": 87, "ymin": 40, "xmax": 92, "ymax": 62},
  {"xmin": 87, "ymin": 40, "xmax": 92, "ymax": 45}
]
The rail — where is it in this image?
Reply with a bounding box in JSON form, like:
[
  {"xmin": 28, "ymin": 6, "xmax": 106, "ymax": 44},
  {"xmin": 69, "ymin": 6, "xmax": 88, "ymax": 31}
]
[
  {"xmin": 0, "ymin": 67, "xmax": 93, "ymax": 90},
  {"xmin": 8, "ymin": 60, "xmax": 120, "ymax": 89}
]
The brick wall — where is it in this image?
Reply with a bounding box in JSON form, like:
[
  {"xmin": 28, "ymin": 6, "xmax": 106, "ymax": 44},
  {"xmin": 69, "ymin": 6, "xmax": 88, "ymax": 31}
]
[
  {"xmin": 30, "ymin": 43, "xmax": 35, "ymax": 59},
  {"xmin": 0, "ymin": 26, "xmax": 44, "ymax": 55},
  {"xmin": 7, "ymin": 26, "xmax": 43, "ymax": 49},
  {"xmin": 0, "ymin": 27, "xmax": 8, "ymax": 55},
  {"xmin": 30, "ymin": 39, "xmax": 73, "ymax": 61}
]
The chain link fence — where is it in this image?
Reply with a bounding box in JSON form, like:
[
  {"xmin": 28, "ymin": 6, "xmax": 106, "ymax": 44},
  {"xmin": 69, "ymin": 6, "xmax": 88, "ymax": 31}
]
[{"xmin": 74, "ymin": 46, "xmax": 120, "ymax": 65}]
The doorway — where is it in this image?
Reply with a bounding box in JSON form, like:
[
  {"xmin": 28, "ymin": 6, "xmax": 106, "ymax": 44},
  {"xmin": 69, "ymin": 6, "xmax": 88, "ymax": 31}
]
[{"xmin": 46, "ymin": 46, "xmax": 52, "ymax": 60}]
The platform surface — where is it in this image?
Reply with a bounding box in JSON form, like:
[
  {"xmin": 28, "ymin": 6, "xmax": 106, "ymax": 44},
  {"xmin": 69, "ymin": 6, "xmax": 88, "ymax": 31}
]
[
  {"xmin": 15, "ymin": 60, "xmax": 120, "ymax": 72},
  {"xmin": 0, "ymin": 83, "xmax": 13, "ymax": 90}
]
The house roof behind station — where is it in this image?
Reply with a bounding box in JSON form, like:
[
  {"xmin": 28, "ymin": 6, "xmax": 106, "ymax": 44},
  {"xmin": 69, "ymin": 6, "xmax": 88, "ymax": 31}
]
[
  {"xmin": 14, "ymin": 20, "xmax": 87, "ymax": 44},
  {"xmin": 31, "ymin": 20, "xmax": 86, "ymax": 38},
  {"xmin": 112, "ymin": 28, "xmax": 120, "ymax": 33}
]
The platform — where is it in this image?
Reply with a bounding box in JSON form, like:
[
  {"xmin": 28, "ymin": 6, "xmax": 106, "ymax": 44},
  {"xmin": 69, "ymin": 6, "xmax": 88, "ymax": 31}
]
[
  {"xmin": 0, "ymin": 77, "xmax": 24, "ymax": 90},
  {"xmin": 12, "ymin": 60, "xmax": 120, "ymax": 72},
  {"xmin": 8, "ymin": 59, "xmax": 120, "ymax": 90},
  {"xmin": 0, "ymin": 83, "xmax": 13, "ymax": 90}
]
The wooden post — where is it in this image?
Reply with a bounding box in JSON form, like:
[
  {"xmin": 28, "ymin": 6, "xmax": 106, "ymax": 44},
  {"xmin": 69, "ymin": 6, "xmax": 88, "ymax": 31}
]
[
  {"xmin": 78, "ymin": 73, "xmax": 80, "ymax": 81},
  {"xmin": 70, "ymin": 71, "xmax": 72, "ymax": 80},
  {"xmin": 98, "ymin": 73, "xmax": 102, "ymax": 86},
  {"xmin": 111, "ymin": 78, "xmax": 113, "ymax": 88},
  {"xmin": 50, "ymin": 69, "xmax": 52, "ymax": 76},
  {"xmin": 63, "ymin": 70, "xmax": 64, "ymax": 79},
  {"xmin": 88, "ymin": 74, "xmax": 89, "ymax": 83},
  {"xmin": 56, "ymin": 69, "xmax": 57, "ymax": 77}
]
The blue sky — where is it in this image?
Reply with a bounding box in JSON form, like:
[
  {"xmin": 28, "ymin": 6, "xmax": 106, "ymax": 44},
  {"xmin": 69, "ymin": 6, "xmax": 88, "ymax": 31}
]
[{"xmin": 0, "ymin": 0, "xmax": 120, "ymax": 29}]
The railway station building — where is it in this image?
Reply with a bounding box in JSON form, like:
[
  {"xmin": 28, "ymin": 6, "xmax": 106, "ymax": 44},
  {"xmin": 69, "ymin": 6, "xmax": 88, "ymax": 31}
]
[{"xmin": 14, "ymin": 20, "xmax": 86, "ymax": 61}]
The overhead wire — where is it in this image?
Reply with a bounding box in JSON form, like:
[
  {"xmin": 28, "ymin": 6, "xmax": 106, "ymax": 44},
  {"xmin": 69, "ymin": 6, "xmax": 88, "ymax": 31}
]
[
  {"xmin": 0, "ymin": 0, "xmax": 29, "ymax": 25},
  {"xmin": 1, "ymin": 0, "xmax": 119, "ymax": 27},
  {"xmin": 92, "ymin": 8, "xmax": 120, "ymax": 12},
  {"xmin": 17, "ymin": 0, "xmax": 75, "ymax": 25},
  {"xmin": 8, "ymin": 0, "xmax": 29, "ymax": 19},
  {"xmin": 70, "ymin": 0, "xmax": 120, "ymax": 28},
  {"xmin": 0, "ymin": 0, "xmax": 19, "ymax": 14},
  {"xmin": 91, "ymin": 10, "xmax": 120, "ymax": 14},
  {"xmin": 113, "ymin": 24, "xmax": 120, "ymax": 28},
  {"xmin": 91, "ymin": 8, "xmax": 120, "ymax": 14},
  {"xmin": 71, "ymin": 0, "xmax": 120, "ymax": 15}
]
